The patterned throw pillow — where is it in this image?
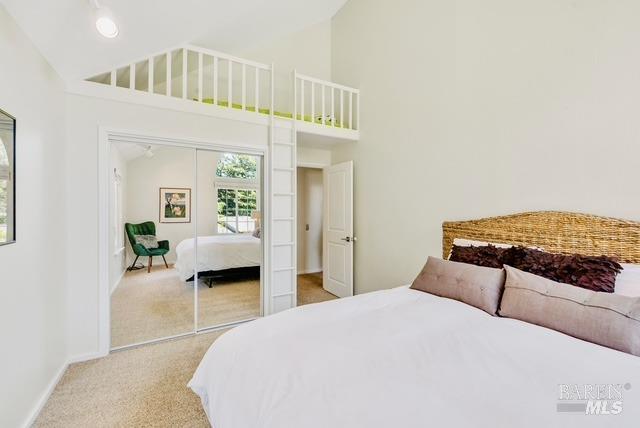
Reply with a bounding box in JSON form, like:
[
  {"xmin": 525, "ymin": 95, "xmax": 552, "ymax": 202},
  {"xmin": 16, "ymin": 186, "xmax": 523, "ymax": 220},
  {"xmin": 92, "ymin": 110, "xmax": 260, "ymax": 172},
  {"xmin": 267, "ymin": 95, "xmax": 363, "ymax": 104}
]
[
  {"xmin": 449, "ymin": 244, "xmax": 509, "ymax": 269},
  {"xmin": 450, "ymin": 244, "xmax": 622, "ymax": 293},
  {"xmin": 135, "ymin": 235, "xmax": 159, "ymax": 249}
]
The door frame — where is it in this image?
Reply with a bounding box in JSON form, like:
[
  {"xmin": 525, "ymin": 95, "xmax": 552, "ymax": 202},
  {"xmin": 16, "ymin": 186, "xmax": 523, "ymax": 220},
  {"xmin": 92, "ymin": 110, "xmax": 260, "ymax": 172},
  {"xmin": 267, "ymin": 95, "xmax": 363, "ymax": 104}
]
[{"xmin": 97, "ymin": 126, "xmax": 270, "ymax": 356}]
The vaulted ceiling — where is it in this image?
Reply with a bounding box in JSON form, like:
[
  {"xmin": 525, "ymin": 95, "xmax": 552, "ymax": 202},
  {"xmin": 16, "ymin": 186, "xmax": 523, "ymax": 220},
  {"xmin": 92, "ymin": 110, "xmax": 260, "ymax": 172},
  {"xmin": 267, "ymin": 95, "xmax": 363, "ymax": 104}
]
[{"xmin": 1, "ymin": 0, "xmax": 347, "ymax": 82}]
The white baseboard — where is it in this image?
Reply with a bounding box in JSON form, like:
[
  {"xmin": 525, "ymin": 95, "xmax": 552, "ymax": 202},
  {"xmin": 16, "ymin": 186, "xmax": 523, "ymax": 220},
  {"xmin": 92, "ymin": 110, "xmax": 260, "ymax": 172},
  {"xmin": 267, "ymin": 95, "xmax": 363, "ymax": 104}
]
[
  {"xmin": 297, "ymin": 268, "xmax": 322, "ymax": 275},
  {"xmin": 21, "ymin": 361, "xmax": 68, "ymax": 428},
  {"xmin": 110, "ymin": 268, "xmax": 126, "ymax": 295},
  {"xmin": 68, "ymin": 350, "xmax": 107, "ymax": 364}
]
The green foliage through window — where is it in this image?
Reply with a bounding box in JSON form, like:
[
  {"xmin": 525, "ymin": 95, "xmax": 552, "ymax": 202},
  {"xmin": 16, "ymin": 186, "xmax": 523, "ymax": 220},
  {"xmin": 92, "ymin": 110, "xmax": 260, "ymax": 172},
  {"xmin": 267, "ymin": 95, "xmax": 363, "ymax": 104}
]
[{"xmin": 216, "ymin": 153, "xmax": 257, "ymax": 179}]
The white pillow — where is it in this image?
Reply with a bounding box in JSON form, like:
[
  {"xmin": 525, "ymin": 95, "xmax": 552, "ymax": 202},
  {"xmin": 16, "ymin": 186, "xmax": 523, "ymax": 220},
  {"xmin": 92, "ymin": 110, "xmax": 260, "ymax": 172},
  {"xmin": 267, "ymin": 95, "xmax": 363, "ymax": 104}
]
[
  {"xmin": 615, "ymin": 264, "xmax": 640, "ymax": 297},
  {"xmin": 449, "ymin": 238, "xmax": 544, "ymax": 259},
  {"xmin": 447, "ymin": 238, "xmax": 515, "ymax": 259},
  {"xmin": 452, "ymin": 238, "xmax": 514, "ymax": 249}
]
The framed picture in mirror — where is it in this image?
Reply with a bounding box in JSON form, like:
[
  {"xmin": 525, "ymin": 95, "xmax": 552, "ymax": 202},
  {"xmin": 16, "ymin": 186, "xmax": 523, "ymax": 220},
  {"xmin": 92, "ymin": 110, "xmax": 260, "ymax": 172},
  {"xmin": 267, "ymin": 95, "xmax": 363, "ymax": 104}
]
[{"xmin": 0, "ymin": 108, "xmax": 15, "ymax": 245}]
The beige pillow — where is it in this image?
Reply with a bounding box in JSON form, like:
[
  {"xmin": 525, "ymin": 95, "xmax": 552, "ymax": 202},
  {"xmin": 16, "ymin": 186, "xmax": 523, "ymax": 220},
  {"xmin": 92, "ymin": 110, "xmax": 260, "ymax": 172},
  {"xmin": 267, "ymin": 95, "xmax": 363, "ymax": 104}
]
[
  {"xmin": 411, "ymin": 257, "xmax": 506, "ymax": 315},
  {"xmin": 499, "ymin": 265, "xmax": 640, "ymax": 356}
]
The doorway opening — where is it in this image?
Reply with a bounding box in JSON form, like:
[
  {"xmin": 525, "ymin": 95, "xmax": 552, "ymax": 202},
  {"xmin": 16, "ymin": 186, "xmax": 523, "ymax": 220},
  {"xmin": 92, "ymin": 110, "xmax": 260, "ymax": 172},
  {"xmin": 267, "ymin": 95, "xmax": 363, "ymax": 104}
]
[{"xmin": 296, "ymin": 166, "xmax": 336, "ymax": 305}]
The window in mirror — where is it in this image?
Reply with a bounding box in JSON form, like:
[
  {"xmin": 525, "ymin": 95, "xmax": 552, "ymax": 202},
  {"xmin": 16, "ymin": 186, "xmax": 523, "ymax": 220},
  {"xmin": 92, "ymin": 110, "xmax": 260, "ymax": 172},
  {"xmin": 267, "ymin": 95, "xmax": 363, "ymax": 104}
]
[{"xmin": 0, "ymin": 109, "xmax": 15, "ymax": 245}]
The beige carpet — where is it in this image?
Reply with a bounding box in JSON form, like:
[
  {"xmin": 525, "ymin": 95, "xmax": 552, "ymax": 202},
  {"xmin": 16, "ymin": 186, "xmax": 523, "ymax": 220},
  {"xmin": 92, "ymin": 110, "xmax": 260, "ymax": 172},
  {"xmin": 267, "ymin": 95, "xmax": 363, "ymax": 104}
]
[
  {"xmin": 297, "ymin": 272, "xmax": 337, "ymax": 305},
  {"xmin": 111, "ymin": 266, "xmax": 260, "ymax": 348},
  {"xmin": 35, "ymin": 270, "xmax": 335, "ymax": 428},
  {"xmin": 35, "ymin": 331, "xmax": 223, "ymax": 427},
  {"xmin": 112, "ymin": 268, "xmax": 336, "ymax": 348},
  {"xmin": 36, "ymin": 275, "xmax": 336, "ymax": 427}
]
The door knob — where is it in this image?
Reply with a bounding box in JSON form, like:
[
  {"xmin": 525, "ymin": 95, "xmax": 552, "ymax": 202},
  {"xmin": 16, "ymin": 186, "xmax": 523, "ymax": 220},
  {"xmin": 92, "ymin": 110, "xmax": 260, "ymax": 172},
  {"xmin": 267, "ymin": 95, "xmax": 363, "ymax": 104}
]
[{"xmin": 340, "ymin": 236, "xmax": 357, "ymax": 243}]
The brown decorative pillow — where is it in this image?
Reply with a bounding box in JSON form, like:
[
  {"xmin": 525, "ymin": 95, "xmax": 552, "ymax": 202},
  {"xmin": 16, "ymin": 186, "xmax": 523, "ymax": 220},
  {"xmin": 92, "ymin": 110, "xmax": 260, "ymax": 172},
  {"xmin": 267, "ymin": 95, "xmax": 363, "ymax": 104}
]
[
  {"xmin": 505, "ymin": 246, "xmax": 622, "ymax": 293},
  {"xmin": 449, "ymin": 244, "xmax": 510, "ymax": 269},
  {"xmin": 411, "ymin": 257, "xmax": 506, "ymax": 315},
  {"xmin": 499, "ymin": 266, "xmax": 640, "ymax": 357},
  {"xmin": 450, "ymin": 244, "xmax": 622, "ymax": 293}
]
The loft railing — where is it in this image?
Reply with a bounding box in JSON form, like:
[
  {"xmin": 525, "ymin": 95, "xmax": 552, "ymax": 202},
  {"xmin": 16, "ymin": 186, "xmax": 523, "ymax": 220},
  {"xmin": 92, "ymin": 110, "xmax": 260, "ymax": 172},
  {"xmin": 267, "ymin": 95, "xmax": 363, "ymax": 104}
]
[
  {"xmin": 294, "ymin": 71, "xmax": 359, "ymax": 131},
  {"xmin": 88, "ymin": 45, "xmax": 273, "ymax": 117},
  {"xmin": 85, "ymin": 45, "xmax": 360, "ymax": 133}
]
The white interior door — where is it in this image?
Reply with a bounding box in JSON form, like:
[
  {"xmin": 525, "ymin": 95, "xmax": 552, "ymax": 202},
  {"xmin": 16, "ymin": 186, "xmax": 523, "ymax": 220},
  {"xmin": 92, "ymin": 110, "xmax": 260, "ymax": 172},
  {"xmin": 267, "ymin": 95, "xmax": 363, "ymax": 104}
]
[{"xmin": 323, "ymin": 161, "xmax": 354, "ymax": 298}]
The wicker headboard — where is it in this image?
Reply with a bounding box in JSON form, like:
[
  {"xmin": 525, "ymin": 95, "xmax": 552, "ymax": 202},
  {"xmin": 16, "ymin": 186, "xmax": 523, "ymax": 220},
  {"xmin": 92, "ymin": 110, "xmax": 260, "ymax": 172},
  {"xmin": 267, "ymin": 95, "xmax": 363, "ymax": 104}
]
[{"xmin": 442, "ymin": 211, "xmax": 640, "ymax": 263}]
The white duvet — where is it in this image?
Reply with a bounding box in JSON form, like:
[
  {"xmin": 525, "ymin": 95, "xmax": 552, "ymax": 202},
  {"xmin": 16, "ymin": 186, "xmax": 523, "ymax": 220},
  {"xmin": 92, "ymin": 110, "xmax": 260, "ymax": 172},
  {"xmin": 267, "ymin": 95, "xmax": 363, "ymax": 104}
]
[
  {"xmin": 189, "ymin": 286, "xmax": 640, "ymax": 428},
  {"xmin": 174, "ymin": 234, "xmax": 261, "ymax": 281}
]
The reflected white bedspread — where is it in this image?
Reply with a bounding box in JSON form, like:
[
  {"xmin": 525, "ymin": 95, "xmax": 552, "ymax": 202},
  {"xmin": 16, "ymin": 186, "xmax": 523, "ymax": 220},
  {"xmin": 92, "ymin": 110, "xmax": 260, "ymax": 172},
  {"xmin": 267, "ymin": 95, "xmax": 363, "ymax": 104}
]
[
  {"xmin": 189, "ymin": 286, "xmax": 640, "ymax": 428},
  {"xmin": 174, "ymin": 235, "xmax": 261, "ymax": 281}
]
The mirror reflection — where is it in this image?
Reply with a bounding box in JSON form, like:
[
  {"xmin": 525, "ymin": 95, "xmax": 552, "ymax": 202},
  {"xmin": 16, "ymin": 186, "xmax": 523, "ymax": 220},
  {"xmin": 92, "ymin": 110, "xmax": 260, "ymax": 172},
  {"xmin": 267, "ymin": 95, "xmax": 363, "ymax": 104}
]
[{"xmin": 0, "ymin": 109, "xmax": 15, "ymax": 245}]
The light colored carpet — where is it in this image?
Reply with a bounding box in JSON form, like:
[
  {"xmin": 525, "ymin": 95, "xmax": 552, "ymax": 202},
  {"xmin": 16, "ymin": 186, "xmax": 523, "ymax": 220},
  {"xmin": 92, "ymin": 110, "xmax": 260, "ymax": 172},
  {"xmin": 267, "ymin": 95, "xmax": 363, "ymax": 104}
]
[
  {"xmin": 36, "ymin": 275, "xmax": 336, "ymax": 427},
  {"xmin": 35, "ymin": 331, "xmax": 223, "ymax": 428},
  {"xmin": 112, "ymin": 269, "xmax": 335, "ymax": 348},
  {"xmin": 297, "ymin": 272, "xmax": 337, "ymax": 305},
  {"xmin": 111, "ymin": 266, "xmax": 260, "ymax": 348}
]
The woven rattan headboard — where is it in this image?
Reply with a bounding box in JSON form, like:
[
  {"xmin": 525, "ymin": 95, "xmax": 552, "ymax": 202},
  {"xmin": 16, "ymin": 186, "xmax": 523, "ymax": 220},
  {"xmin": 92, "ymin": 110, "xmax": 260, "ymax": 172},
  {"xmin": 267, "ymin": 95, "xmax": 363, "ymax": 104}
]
[{"xmin": 442, "ymin": 211, "xmax": 640, "ymax": 263}]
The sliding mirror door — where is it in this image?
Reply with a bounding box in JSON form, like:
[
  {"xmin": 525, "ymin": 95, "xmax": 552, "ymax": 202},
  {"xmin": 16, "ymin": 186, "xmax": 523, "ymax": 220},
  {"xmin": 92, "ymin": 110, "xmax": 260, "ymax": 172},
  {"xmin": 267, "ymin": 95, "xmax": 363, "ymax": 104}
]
[
  {"xmin": 196, "ymin": 150, "xmax": 262, "ymax": 329},
  {"xmin": 109, "ymin": 142, "xmax": 196, "ymax": 348}
]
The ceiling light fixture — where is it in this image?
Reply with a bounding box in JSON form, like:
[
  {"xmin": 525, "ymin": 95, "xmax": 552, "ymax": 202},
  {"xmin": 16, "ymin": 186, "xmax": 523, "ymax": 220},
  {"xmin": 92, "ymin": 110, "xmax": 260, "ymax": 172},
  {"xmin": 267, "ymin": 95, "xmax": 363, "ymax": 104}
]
[
  {"xmin": 144, "ymin": 146, "xmax": 154, "ymax": 158},
  {"xmin": 91, "ymin": 0, "xmax": 119, "ymax": 38}
]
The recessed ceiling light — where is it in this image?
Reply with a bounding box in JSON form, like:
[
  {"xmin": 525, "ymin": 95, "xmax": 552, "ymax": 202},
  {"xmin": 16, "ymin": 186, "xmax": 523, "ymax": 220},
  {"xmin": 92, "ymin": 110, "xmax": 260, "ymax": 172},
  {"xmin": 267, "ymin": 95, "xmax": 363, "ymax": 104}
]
[{"xmin": 91, "ymin": 0, "xmax": 119, "ymax": 38}]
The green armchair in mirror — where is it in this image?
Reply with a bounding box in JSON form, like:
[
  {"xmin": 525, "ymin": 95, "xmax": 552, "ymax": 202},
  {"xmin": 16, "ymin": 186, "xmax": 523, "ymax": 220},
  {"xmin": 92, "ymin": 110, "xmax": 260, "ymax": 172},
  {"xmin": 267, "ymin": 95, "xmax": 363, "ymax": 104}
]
[{"xmin": 125, "ymin": 221, "xmax": 170, "ymax": 273}]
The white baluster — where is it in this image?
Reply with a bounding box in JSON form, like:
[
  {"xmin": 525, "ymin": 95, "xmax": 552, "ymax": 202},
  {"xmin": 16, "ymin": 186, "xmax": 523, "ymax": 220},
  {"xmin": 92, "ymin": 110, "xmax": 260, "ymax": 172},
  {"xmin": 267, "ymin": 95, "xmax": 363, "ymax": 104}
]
[
  {"xmin": 310, "ymin": 82, "xmax": 315, "ymax": 123},
  {"xmin": 300, "ymin": 79, "xmax": 305, "ymax": 121},
  {"xmin": 242, "ymin": 64, "xmax": 246, "ymax": 110},
  {"xmin": 166, "ymin": 51, "xmax": 171, "ymax": 96},
  {"xmin": 331, "ymin": 86, "xmax": 335, "ymax": 127},
  {"xmin": 130, "ymin": 64, "xmax": 135, "ymax": 90},
  {"xmin": 148, "ymin": 57, "xmax": 154, "ymax": 93},
  {"xmin": 182, "ymin": 48, "xmax": 188, "ymax": 99},
  {"xmin": 340, "ymin": 89, "xmax": 344, "ymax": 128},
  {"xmin": 321, "ymin": 84, "xmax": 326, "ymax": 125},
  {"xmin": 254, "ymin": 68, "xmax": 260, "ymax": 113},
  {"xmin": 228, "ymin": 60, "xmax": 233, "ymax": 108},
  {"xmin": 198, "ymin": 52, "xmax": 203, "ymax": 102},
  {"xmin": 213, "ymin": 57, "xmax": 218, "ymax": 105},
  {"xmin": 356, "ymin": 92, "xmax": 360, "ymax": 130},
  {"xmin": 349, "ymin": 92, "xmax": 353, "ymax": 129}
]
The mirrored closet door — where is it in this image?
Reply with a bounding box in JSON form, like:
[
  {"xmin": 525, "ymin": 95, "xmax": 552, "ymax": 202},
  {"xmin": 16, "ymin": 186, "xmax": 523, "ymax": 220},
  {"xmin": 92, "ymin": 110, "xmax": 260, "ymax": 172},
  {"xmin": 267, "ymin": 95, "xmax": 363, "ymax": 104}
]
[
  {"xmin": 109, "ymin": 142, "xmax": 196, "ymax": 348},
  {"xmin": 196, "ymin": 149, "xmax": 263, "ymax": 330},
  {"xmin": 109, "ymin": 142, "xmax": 264, "ymax": 349}
]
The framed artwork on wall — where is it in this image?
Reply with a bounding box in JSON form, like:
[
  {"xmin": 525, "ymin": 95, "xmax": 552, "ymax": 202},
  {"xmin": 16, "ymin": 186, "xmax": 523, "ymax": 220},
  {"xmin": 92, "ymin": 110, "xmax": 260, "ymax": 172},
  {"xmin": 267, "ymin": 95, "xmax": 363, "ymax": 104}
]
[{"xmin": 159, "ymin": 187, "xmax": 191, "ymax": 223}]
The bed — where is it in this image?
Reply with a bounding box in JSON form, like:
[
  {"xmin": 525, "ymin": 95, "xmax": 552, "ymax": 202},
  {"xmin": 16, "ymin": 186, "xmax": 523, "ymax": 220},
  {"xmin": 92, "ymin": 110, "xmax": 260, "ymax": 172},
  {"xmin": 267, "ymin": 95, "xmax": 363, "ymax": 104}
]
[
  {"xmin": 174, "ymin": 234, "xmax": 261, "ymax": 282},
  {"xmin": 189, "ymin": 212, "xmax": 640, "ymax": 427}
]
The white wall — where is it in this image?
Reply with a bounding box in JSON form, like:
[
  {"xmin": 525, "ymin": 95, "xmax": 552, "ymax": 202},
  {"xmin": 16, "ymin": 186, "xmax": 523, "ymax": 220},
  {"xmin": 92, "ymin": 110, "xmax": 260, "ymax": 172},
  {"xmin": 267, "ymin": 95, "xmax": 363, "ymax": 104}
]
[
  {"xmin": 124, "ymin": 145, "xmax": 196, "ymax": 265},
  {"xmin": 297, "ymin": 145, "xmax": 332, "ymax": 167},
  {"xmin": 236, "ymin": 20, "xmax": 332, "ymax": 113},
  {"xmin": 0, "ymin": 6, "xmax": 68, "ymax": 427},
  {"xmin": 331, "ymin": 0, "xmax": 640, "ymax": 294},
  {"xmin": 296, "ymin": 167, "xmax": 323, "ymax": 274},
  {"xmin": 65, "ymin": 93, "xmax": 268, "ymax": 359}
]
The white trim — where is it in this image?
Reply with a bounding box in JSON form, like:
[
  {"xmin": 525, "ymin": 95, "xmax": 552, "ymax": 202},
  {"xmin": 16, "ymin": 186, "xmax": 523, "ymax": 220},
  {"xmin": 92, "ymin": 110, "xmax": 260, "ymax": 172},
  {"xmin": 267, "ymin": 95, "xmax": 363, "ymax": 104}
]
[
  {"xmin": 110, "ymin": 265, "xmax": 126, "ymax": 296},
  {"xmin": 21, "ymin": 361, "xmax": 68, "ymax": 428},
  {"xmin": 296, "ymin": 161, "xmax": 326, "ymax": 169},
  {"xmin": 297, "ymin": 268, "xmax": 322, "ymax": 275},
  {"xmin": 296, "ymin": 120, "xmax": 359, "ymax": 140},
  {"xmin": 67, "ymin": 81, "xmax": 272, "ymax": 127},
  {"xmin": 98, "ymin": 127, "xmax": 270, "ymax": 357},
  {"xmin": 113, "ymin": 246, "xmax": 125, "ymax": 256}
]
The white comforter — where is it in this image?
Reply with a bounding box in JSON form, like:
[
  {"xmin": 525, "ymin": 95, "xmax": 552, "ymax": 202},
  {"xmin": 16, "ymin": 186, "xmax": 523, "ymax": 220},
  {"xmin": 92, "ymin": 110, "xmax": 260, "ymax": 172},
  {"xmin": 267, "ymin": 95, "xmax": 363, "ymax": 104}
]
[
  {"xmin": 174, "ymin": 234, "xmax": 261, "ymax": 281},
  {"xmin": 189, "ymin": 287, "xmax": 640, "ymax": 428}
]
